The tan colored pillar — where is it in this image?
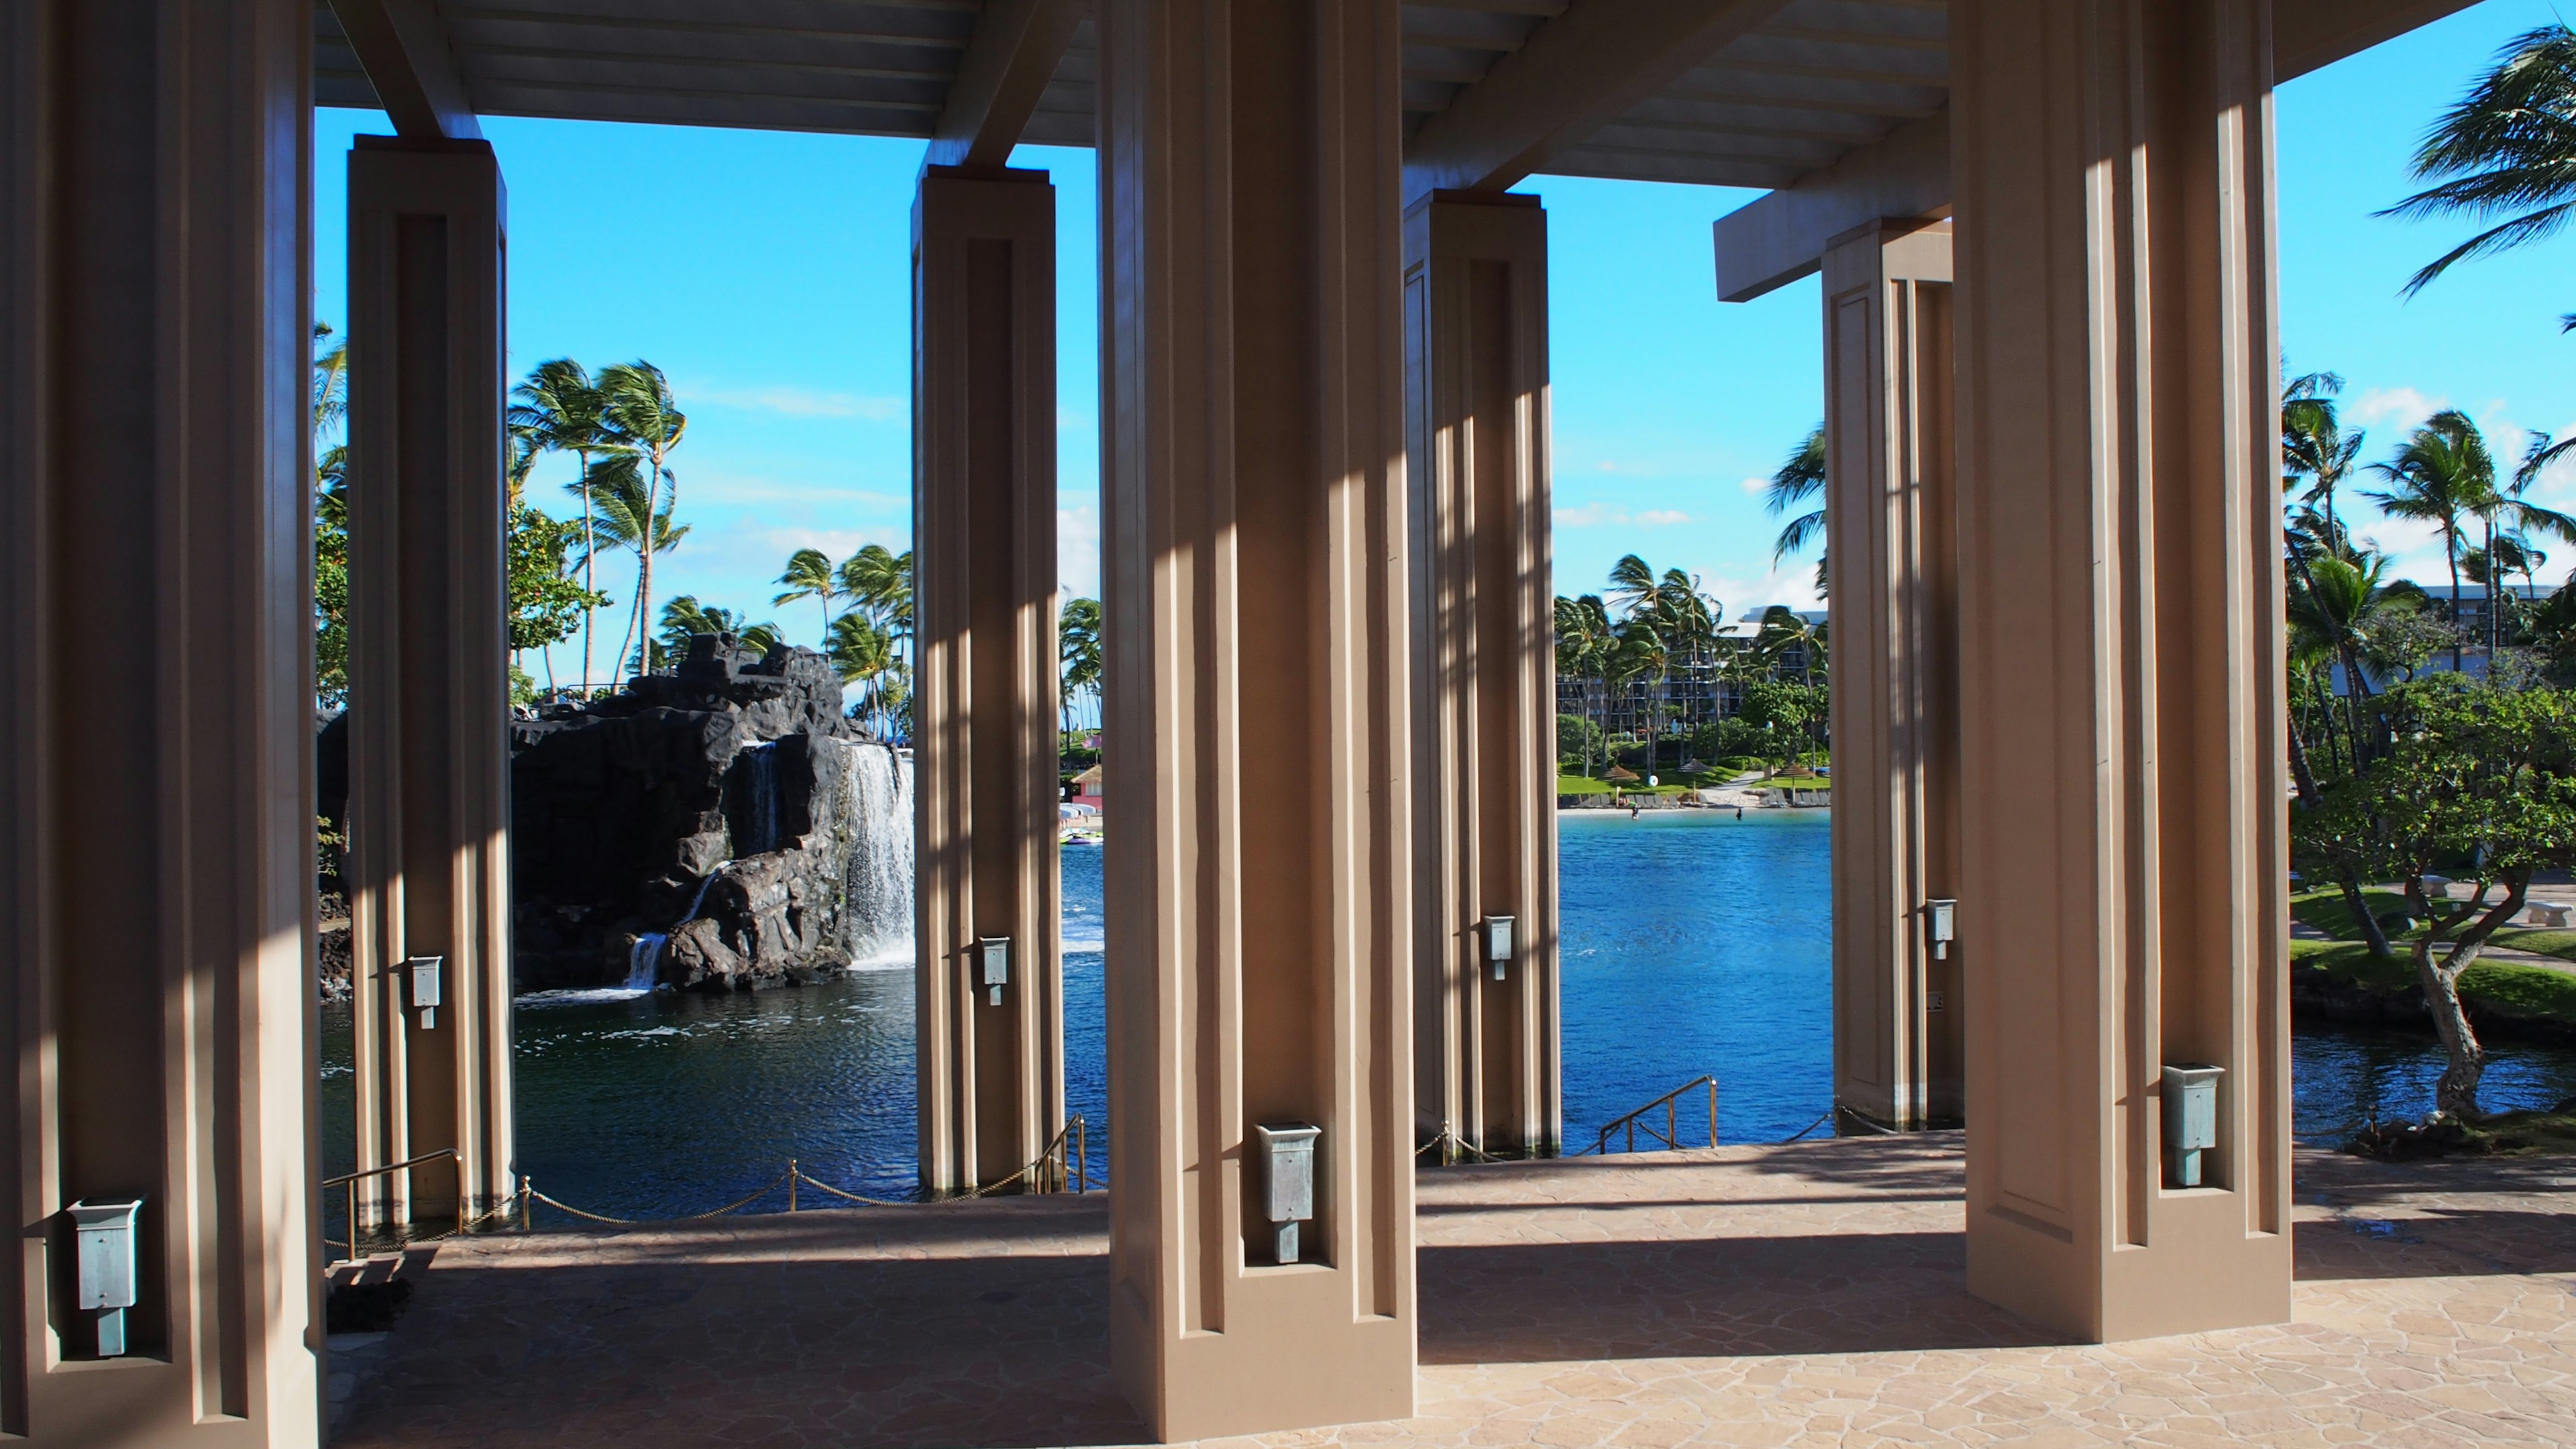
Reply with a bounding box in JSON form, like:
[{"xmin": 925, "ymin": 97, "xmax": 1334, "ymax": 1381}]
[
  {"xmin": 1404, "ymin": 193, "xmax": 1560, "ymax": 1160},
  {"xmin": 1951, "ymin": 0, "xmax": 2291, "ymax": 1340},
  {"xmin": 0, "ymin": 0, "xmax": 322, "ymax": 1438},
  {"xmin": 1823, "ymin": 219, "xmax": 1964, "ymax": 1131},
  {"xmin": 912, "ymin": 165, "xmax": 1065, "ymax": 1195},
  {"xmin": 1098, "ymin": 0, "xmax": 1415, "ymax": 1438},
  {"xmin": 346, "ymin": 138, "xmax": 516, "ymax": 1229}
]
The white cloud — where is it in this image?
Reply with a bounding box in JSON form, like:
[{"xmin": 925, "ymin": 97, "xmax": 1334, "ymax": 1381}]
[
  {"xmin": 1554, "ymin": 502, "xmax": 1691, "ymax": 529},
  {"xmin": 1739, "ymin": 476, "xmax": 1769, "ymax": 494},
  {"xmin": 1059, "ymin": 407, "xmax": 1094, "ymax": 430},
  {"xmin": 684, "ymin": 384, "xmax": 902, "ymax": 421},
  {"xmin": 1696, "ymin": 560, "xmax": 1825, "ymax": 618},
  {"xmin": 678, "ymin": 469, "xmax": 906, "ymax": 511},
  {"xmin": 2349, "ymin": 385, "xmax": 2445, "ymax": 440},
  {"xmin": 1059, "ymin": 503, "xmax": 1102, "ymax": 599}
]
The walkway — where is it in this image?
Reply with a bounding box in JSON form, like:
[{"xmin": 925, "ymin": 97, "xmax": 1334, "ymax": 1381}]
[{"xmin": 331, "ymin": 1136, "xmax": 2576, "ymax": 1448}]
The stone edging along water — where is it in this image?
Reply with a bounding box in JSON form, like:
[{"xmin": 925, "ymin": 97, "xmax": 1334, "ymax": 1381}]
[{"xmin": 2292, "ymin": 963, "xmax": 2576, "ymax": 1048}]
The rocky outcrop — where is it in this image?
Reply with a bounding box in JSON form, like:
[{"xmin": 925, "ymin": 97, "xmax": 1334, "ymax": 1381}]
[{"xmin": 506, "ymin": 635, "xmax": 910, "ymax": 993}]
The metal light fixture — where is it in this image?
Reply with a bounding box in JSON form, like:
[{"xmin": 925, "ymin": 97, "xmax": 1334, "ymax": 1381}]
[
  {"xmin": 1925, "ymin": 900, "xmax": 1956, "ymax": 960},
  {"xmin": 2161, "ymin": 1064, "xmax": 2224, "ymax": 1188},
  {"xmin": 1483, "ymin": 914, "xmax": 1515, "ymax": 982},
  {"xmin": 977, "ymin": 936, "xmax": 1012, "ymax": 1006},
  {"xmin": 69, "ymin": 1199, "xmax": 142, "ymax": 1358},
  {"xmin": 1254, "ymin": 1122, "xmax": 1320, "ymax": 1265},
  {"xmin": 405, "ymin": 955, "xmax": 444, "ymax": 1030}
]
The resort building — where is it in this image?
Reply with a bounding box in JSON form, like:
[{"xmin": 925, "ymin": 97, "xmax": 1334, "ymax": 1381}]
[{"xmin": 1, "ymin": 0, "xmax": 2464, "ymax": 1444}]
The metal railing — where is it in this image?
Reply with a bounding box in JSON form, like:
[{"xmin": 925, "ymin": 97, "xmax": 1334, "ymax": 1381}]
[
  {"xmin": 513, "ymin": 1114, "xmax": 1092, "ymax": 1230},
  {"xmin": 322, "ymin": 1148, "xmax": 465, "ymax": 1257},
  {"xmin": 325, "ymin": 1118, "xmax": 1093, "ymax": 1258},
  {"xmin": 1574, "ymin": 1075, "xmax": 1719, "ymax": 1157}
]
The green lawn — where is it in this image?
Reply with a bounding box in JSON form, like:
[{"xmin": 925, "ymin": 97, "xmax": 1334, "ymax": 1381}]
[
  {"xmin": 2293, "ymin": 886, "xmax": 2576, "ymax": 967},
  {"xmin": 2290, "ymin": 936, "xmax": 2576, "ymax": 1024},
  {"xmin": 2290, "ymin": 887, "xmax": 2414, "ymax": 941}
]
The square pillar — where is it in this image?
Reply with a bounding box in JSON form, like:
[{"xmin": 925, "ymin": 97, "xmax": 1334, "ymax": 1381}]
[
  {"xmin": 1823, "ymin": 219, "xmax": 1964, "ymax": 1131},
  {"xmin": 1403, "ymin": 193, "xmax": 1560, "ymax": 1159},
  {"xmin": 346, "ymin": 138, "xmax": 516, "ymax": 1228},
  {"xmin": 1951, "ymin": 0, "xmax": 2292, "ymax": 1340},
  {"xmin": 1, "ymin": 0, "xmax": 322, "ymax": 1439},
  {"xmin": 912, "ymin": 166, "xmax": 1065, "ymax": 1195},
  {"xmin": 1098, "ymin": 0, "xmax": 1416, "ymax": 1438}
]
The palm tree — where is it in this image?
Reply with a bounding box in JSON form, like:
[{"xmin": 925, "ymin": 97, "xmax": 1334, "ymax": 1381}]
[
  {"xmin": 839, "ymin": 545, "xmax": 916, "ymax": 673},
  {"xmin": 597, "ymin": 362, "xmax": 688, "ymax": 672},
  {"xmin": 510, "ymin": 360, "xmax": 621, "ymax": 692},
  {"xmin": 1754, "ymin": 604, "xmax": 1827, "ymax": 688},
  {"xmin": 2378, "ymin": 24, "xmax": 2576, "ymax": 301},
  {"xmin": 659, "ymin": 596, "xmax": 780, "ymax": 659},
  {"xmin": 583, "ymin": 454, "xmax": 691, "ymax": 678},
  {"xmin": 2283, "ymin": 372, "xmax": 2364, "ymax": 559},
  {"xmin": 2367, "ymin": 410, "xmax": 2496, "ymax": 674},
  {"xmin": 1613, "ymin": 612, "xmax": 1670, "ymax": 775},
  {"xmin": 773, "ymin": 547, "xmax": 841, "ymax": 647},
  {"xmin": 1059, "ymin": 596, "xmax": 1103, "ymax": 735},
  {"xmin": 1553, "ymin": 594, "xmax": 1610, "ymax": 777},
  {"xmin": 830, "ymin": 611, "xmax": 897, "ymax": 731},
  {"xmin": 1554, "ymin": 594, "xmax": 1617, "ymax": 778},
  {"xmin": 1654, "ymin": 569, "xmax": 1719, "ymax": 741},
  {"xmin": 1767, "ymin": 422, "xmax": 1828, "ymax": 590}
]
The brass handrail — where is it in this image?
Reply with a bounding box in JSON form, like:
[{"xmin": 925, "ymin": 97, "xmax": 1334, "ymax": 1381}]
[
  {"xmin": 323, "ymin": 1148, "xmax": 462, "ymax": 1257},
  {"xmin": 1576, "ymin": 1075, "xmax": 1718, "ymax": 1157},
  {"xmin": 514, "ymin": 1114, "xmax": 1094, "ymax": 1229}
]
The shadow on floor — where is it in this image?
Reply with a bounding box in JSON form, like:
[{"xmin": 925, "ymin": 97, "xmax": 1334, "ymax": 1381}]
[
  {"xmin": 337, "ymin": 1249, "xmax": 1144, "ymax": 1449},
  {"xmin": 1416, "ymin": 1230, "xmax": 2056, "ymax": 1364}
]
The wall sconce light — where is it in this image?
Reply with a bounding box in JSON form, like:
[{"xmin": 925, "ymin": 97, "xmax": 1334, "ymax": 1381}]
[
  {"xmin": 1254, "ymin": 1122, "xmax": 1320, "ymax": 1265},
  {"xmin": 406, "ymin": 955, "xmax": 444, "ymax": 1030},
  {"xmin": 1483, "ymin": 914, "xmax": 1515, "ymax": 982},
  {"xmin": 69, "ymin": 1199, "xmax": 142, "ymax": 1358},
  {"xmin": 977, "ymin": 936, "xmax": 1012, "ymax": 1006}
]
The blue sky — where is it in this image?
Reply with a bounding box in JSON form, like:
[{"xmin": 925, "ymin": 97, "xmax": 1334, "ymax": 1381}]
[{"xmin": 313, "ymin": 0, "xmax": 2576, "ymax": 685}]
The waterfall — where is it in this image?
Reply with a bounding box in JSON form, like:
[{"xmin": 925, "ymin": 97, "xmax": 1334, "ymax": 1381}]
[
  {"xmin": 739, "ymin": 742, "xmax": 783, "ymax": 855},
  {"xmin": 623, "ymin": 933, "xmax": 667, "ymax": 991},
  {"xmin": 621, "ymin": 865, "xmax": 729, "ymax": 994},
  {"xmin": 841, "ymin": 744, "xmax": 914, "ymax": 968}
]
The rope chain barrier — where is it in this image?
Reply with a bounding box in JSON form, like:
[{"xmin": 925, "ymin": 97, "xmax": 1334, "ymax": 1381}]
[{"xmin": 500, "ymin": 1115, "xmax": 1091, "ymax": 1234}]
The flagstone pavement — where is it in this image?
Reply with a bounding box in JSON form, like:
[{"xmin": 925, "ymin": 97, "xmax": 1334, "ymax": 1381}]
[{"xmin": 329, "ymin": 1134, "xmax": 2576, "ymax": 1448}]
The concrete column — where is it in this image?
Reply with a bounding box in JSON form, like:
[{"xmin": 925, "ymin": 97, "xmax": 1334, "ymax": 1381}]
[
  {"xmin": 345, "ymin": 138, "xmax": 515, "ymax": 1229},
  {"xmin": 1951, "ymin": 0, "xmax": 2291, "ymax": 1339},
  {"xmin": 1097, "ymin": 0, "xmax": 1415, "ymax": 1438},
  {"xmin": 1404, "ymin": 193, "xmax": 1559, "ymax": 1160},
  {"xmin": 0, "ymin": 0, "xmax": 322, "ymax": 1439},
  {"xmin": 1823, "ymin": 219, "xmax": 1963, "ymax": 1132},
  {"xmin": 912, "ymin": 166, "xmax": 1065, "ymax": 1195}
]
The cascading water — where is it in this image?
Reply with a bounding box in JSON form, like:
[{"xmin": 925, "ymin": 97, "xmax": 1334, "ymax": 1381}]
[
  {"xmin": 842, "ymin": 745, "xmax": 914, "ymax": 967},
  {"xmin": 622, "ymin": 866, "xmax": 729, "ymax": 994},
  {"xmin": 623, "ymin": 934, "xmax": 667, "ymax": 991},
  {"xmin": 739, "ymin": 743, "xmax": 782, "ymax": 855}
]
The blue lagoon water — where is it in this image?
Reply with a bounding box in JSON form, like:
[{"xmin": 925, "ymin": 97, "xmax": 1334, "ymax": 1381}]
[
  {"xmin": 1558, "ymin": 810, "xmax": 1831, "ymax": 1146},
  {"xmin": 319, "ymin": 808, "xmax": 2576, "ymax": 1232}
]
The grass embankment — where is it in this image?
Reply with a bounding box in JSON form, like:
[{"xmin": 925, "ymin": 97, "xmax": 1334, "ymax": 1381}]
[
  {"xmin": 2290, "ymin": 886, "xmax": 2576, "ymax": 1030},
  {"xmin": 1556, "ymin": 765, "xmax": 1832, "ymax": 798}
]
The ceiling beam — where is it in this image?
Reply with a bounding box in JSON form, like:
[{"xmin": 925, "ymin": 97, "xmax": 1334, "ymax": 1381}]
[
  {"xmin": 1402, "ymin": 0, "xmax": 1795, "ymax": 200},
  {"xmin": 2277, "ymin": 0, "xmax": 2478, "ymax": 78},
  {"xmin": 1711, "ymin": 106, "xmax": 1947, "ymax": 301},
  {"xmin": 328, "ymin": 0, "xmax": 482, "ymax": 140},
  {"xmin": 1709, "ymin": 0, "xmax": 2483, "ymax": 305},
  {"xmin": 926, "ymin": 0, "xmax": 1087, "ymax": 169}
]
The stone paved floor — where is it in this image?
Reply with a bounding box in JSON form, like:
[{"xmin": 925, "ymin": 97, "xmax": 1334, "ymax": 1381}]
[{"xmin": 332, "ymin": 1136, "xmax": 2576, "ymax": 1448}]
